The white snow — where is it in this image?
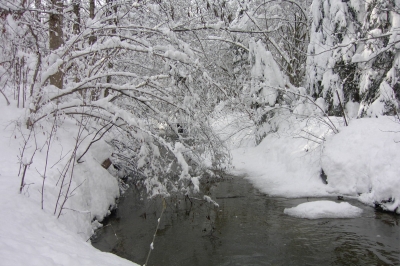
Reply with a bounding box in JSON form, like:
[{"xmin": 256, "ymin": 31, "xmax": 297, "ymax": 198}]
[
  {"xmin": 284, "ymin": 200, "xmax": 363, "ymax": 219},
  {"xmin": 0, "ymin": 102, "xmax": 138, "ymax": 266},
  {"xmin": 2, "ymin": 67, "xmax": 400, "ymax": 266},
  {"xmin": 230, "ymin": 116, "xmax": 334, "ymax": 198},
  {"xmin": 322, "ymin": 116, "xmax": 400, "ymax": 213},
  {"xmin": 191, "ymin": 176, "xmax": 200, "ymax": 193},
  {"xmin": 204, "ymin": 195, "xmax": 219, "ymax": 207},
  {"xmin": 248, "ymin": 39, "xmax": 286, "ymax": 106},
  {"xmin": 226, "ymin": 111, "xmax": 400, "ymax": 213},
  {"xmin": 210, "ymin": 111, "xmax": 255, "ymax": 150}
]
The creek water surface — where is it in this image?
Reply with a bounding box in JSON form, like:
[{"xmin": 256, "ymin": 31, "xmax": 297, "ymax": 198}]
[{"xmin": 92, "ymin": 176, "xmax": 400, "ymax": 266}]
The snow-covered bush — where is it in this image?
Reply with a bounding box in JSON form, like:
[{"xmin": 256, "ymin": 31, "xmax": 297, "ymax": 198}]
[
  {"xmin": 307, "ymin": 0, "xmax": 400, "ymax": 118},
  {"xmin": 1, "ymin": 1, "xmax": 232, "ymax": 201}
]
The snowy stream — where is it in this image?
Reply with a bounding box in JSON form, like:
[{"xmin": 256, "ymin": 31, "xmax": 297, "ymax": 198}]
[{"xmin": 92, "ymin": 176, "xmax": 400, "ymax": 266}]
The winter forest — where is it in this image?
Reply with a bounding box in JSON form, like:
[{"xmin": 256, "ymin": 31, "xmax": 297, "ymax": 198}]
[{"xmin": 0, "ymin": 0, "xmax": 399, "ymax": 265}]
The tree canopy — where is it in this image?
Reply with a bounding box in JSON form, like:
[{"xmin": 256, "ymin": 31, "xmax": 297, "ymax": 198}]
[{"xmin": 1, "ymin": 0, "xmax": 400, "ymax": 196}]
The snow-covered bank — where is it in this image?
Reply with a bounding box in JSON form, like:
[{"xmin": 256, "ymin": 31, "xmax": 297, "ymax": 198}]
[
  {"xmin": 322, "ymin": 116, "xmax": 400, "ymax": 213},
  {"xmin": 229, "ymin": 115, "xmax": 400, "ymax": 214},
  {"xmin": 230, "ymin": 117, "xmax": 332, "ymax": 198},
  {"xmin": 0, "ymin": 103, "xmax": 138, "ymax": 266}
]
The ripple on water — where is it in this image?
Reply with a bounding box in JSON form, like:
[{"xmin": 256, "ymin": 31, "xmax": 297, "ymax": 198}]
[{"xmin": 92, "ymin": 176, "xmax": 400, "ymax": 266}]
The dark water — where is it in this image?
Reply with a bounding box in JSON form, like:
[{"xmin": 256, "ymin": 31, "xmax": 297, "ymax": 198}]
[{"xmin": 92, "ymin": 176, "xmax": 400, "ymax": 266}]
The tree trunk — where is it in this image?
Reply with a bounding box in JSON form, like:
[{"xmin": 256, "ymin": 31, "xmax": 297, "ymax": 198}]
[
  {"xmin": 89, "ymin": 0, "xmax": 97, "ymax": 45},
  {"xmin": 105, "ymin": 0, "xmax": 117, "ymax": 98},
  {"xmin": 49, "ymin": 0, "xmax": 64, "ymax": 89},
  {"xmin": 73, "ymin": 0, "xmax": 80, "ymax": 34}
]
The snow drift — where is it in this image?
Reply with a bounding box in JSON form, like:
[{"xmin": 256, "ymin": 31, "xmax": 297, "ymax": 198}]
[{"xmin": 322, "ymin": 116, "xmax": 400, "ymax": 214}]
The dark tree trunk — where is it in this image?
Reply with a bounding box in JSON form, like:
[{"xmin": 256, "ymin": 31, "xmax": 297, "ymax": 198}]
[
  {"xmin": 49, "ymin": 0, "xmax": 64, "ymax": 89},
  {"xmin": 73, "ymin": 0, "xmax": 80, "ymax": 34},
  {"xmin": 89, "ymin": 0, "xmax": 97, "ymax": 45}
]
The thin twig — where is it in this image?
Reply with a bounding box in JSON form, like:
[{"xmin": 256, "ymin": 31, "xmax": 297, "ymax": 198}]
[
  {"xmin": 144, "ymin": 198, "xmax": 167, "ymax": 266},
  {"xmin": 77, "ymin": 123, "xmax": 114, "ymax": 163},
  {"xmin": 42, "ymin": 115, "xmax": 57, "ymax": 209}
]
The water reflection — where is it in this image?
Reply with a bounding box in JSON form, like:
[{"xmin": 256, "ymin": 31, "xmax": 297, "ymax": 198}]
[{"xmin": 92, "ymin": 176, "xmax": 400, "ymax": 266}]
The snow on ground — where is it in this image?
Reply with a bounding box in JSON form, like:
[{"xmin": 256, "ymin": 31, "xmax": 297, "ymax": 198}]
[
  {"xmin": 0, "ymin": 102, "xmax": 138, "ymax": 266},
  {"xmin": 230, "ymin": 116, "xmax": 334, "ymax": 198},
  {"xmin": 2, "ymin": 97, "xmax": 398, "ymax": 266},
  {"xmin": 322, "ymin": 116, "xmax": 400, "ymax": 214},
  {"xmin": 284, "ymin": 200, "xmax": 363, "ymax": 219},
  {"xmin": 226, "ymin": 113, "xmax": 400, "ymax": 214}
]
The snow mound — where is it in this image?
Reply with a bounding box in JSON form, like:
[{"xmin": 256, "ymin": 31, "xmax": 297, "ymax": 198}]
[
  {"xmin": 322, "ymin": 116, "xmax": 400, "ymax": 213},
  {"xmin": 284, "ymin": 200, "xmax": 363, "ymax": 219}
]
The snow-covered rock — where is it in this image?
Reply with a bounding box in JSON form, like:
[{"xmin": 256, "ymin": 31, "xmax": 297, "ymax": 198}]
[{"xmin": 284, "ymin": 200, "xmax": 363, "ymax": 219}]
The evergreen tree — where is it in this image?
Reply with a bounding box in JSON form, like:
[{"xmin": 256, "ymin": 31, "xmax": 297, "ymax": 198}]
[
  {"xmin": 307, "ymin": 0, "xmax": 400, "ymax": 118},
  {"xmin": 306, "ymin": 0, "xmax": 362, "ymax": 117}
]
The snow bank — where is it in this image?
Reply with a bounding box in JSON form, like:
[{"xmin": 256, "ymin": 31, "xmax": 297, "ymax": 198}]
[
  {"xmin": 322, "ymin": 116, "xmax": 400, "ymax": 214},
  {"xmin": 0, "ymin": 102, "xmax": 138, "ymax": 266},
  {"xmin": 230, "ymin": 116, "xmax": 336, "ymax": 198},
  {"xmin": 284, "ymin": 200, "xmax": 363, "ymax": 219},
  {"xmin": 227, "ymin": 112, "xmax": 400, "ymax": 214}
]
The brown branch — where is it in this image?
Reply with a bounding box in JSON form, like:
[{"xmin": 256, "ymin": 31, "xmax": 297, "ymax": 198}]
[
  {"xmin": 0, "ymin": 86, "xmax": 10, "ymax": 106},
  {"xmin": 77, "ymin": 123, "xmax": 114, "ymax": 163}
]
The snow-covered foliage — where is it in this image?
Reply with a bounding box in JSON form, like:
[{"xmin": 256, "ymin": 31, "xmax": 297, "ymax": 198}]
[
  {"xmin": 248, "ymin": 39, "xmax": 285, "ymax": 107},
  {"xmin": 307, "ymin": 0, "xmax": 400, "ymax": 117},
  {"xmin": 210, "ymin": 109, "xmax": 256, "ymax": 150},
  {"xmin": 0, "ymin": 1, "xmax": 232, "ymax": 198},
  {"xmin": 203, "ymin": 195, "xmax": 220, "ymax": 207},
  {"xmin": 307, "ymin": 0, "xmax": 362, "ymax": 115},
  {"xmin": 2, "ymin": 2, "xmax": 400, "ymax": 265},
  {"xmin": 355, "ymin": 0, "xmax": 400, "ymax": 117},
  {"xmin": 230, "ymin": 0, "xmax": 309, "ymax": 86}
]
